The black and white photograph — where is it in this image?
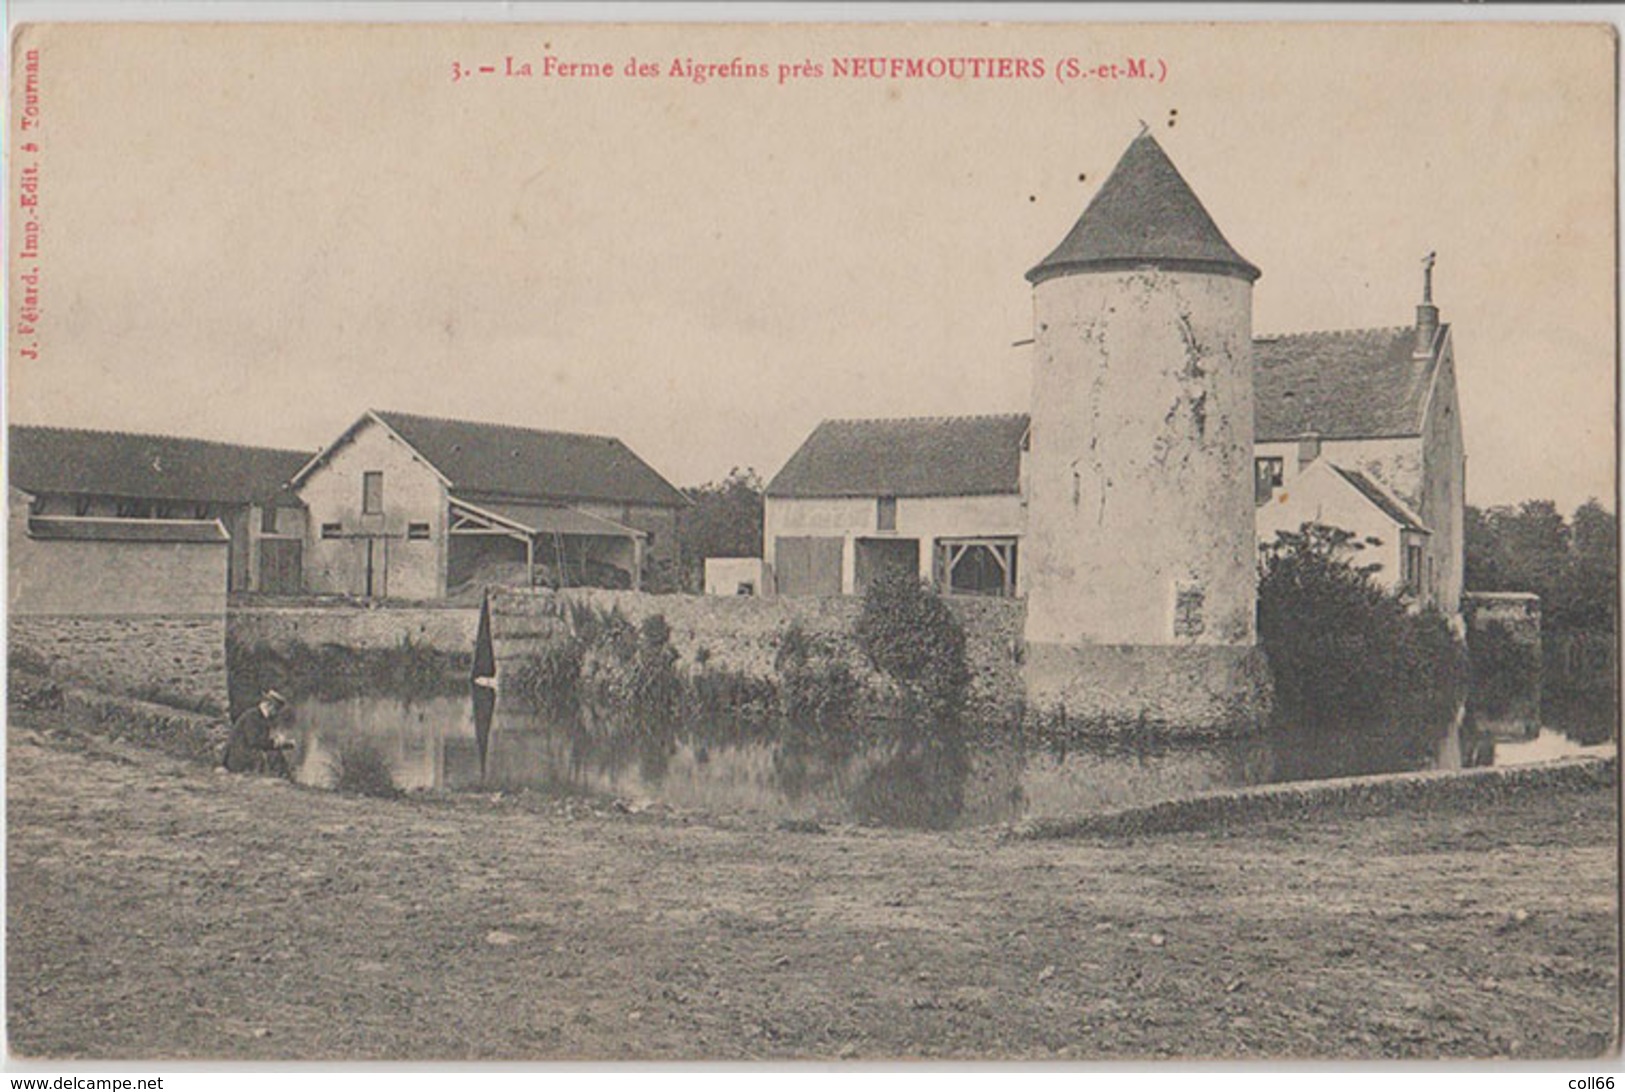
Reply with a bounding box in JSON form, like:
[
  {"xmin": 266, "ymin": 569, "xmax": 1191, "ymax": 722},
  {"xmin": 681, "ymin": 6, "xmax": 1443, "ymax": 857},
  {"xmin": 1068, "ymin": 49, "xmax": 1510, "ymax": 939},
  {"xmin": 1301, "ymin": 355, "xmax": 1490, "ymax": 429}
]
[{"xmin": 4, "ymin": 14, "xmax": 1618, "ymax": 1065}]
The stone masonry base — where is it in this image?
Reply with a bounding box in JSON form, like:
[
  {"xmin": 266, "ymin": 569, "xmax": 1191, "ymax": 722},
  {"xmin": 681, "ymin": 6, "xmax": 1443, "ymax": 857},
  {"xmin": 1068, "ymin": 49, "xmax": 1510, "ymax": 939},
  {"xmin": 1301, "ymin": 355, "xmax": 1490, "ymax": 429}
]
[{"xmin": 1022, "ymin": 641, "xmax": 1273, "ymax": 735}]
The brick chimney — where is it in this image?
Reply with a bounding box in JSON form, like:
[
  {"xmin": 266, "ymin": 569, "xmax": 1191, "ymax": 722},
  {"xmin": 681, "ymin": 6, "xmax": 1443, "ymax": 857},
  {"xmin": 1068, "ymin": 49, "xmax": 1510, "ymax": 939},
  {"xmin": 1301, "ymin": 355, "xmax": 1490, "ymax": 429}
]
[{"xmin": 1415, "ymin": 250, "xmax": 1439, "ymax": 356}]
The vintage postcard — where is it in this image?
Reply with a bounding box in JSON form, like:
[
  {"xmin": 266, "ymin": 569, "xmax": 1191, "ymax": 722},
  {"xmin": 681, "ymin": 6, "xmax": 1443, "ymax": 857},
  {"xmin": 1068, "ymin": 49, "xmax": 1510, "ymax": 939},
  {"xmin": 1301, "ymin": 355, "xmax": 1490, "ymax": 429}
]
[{"xmin": 4, "ymin": 16, "xmax": 1618, "ymax": 1065}]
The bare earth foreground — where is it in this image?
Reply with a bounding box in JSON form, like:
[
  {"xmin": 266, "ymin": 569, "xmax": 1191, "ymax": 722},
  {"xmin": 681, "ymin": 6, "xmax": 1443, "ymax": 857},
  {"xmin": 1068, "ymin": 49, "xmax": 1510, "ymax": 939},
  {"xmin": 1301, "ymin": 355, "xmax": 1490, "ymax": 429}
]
[{"xmin": 8, "ymin": 714, "xmax": 1618, "ymax": 1061}]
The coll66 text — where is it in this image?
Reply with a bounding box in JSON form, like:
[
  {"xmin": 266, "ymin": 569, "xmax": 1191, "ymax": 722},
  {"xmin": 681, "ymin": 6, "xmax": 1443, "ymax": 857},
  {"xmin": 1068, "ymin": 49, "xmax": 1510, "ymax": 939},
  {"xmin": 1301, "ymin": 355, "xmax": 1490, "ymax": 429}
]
[{"xmin": 1569, "ymin": 1080, "xmax": 1615, "ymax": 1089}]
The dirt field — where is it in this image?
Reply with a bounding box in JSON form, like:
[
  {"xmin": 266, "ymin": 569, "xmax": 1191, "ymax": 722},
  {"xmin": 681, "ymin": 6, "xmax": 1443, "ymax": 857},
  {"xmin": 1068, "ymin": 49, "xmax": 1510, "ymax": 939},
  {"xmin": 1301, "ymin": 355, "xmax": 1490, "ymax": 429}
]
[{"xmin": 7, "ymin": 712, "xmax": 1618, "ymax": 1061}]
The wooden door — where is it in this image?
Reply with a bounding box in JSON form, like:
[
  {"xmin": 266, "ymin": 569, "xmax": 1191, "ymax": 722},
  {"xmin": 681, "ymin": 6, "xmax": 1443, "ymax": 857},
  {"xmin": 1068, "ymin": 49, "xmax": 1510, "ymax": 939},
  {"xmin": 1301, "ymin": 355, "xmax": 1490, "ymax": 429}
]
[
  {"xmin": 774, "ymin": 536, "xmax": 843, "ymax": 596},
  {"xmin": 257, "ymin": 538, "xmax": 302, "ymax": 596}
]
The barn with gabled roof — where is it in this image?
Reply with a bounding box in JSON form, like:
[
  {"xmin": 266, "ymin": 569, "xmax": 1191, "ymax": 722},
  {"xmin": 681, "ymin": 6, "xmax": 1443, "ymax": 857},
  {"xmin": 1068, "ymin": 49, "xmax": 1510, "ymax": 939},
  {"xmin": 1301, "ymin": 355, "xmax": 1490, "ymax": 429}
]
[{"xmin": 290, "ymin": 409, "xmax": 688, "ymax": 599}]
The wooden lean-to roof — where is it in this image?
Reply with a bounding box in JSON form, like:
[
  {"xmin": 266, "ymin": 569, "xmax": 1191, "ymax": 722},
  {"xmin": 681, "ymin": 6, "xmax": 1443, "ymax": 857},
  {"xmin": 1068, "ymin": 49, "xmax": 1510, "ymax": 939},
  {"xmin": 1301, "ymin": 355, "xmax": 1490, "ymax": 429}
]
[{"xmin": 8, "ymin": 425, "xmax": 311, "ymax": 508}]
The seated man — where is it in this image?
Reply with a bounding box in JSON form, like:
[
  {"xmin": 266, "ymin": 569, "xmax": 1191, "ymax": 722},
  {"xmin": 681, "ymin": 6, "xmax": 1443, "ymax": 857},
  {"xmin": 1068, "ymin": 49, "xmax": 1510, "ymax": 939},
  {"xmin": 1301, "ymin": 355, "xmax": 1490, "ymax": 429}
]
[{"xmin": 223, "ymin": 689, "xmax": 295, "ymax": 776}]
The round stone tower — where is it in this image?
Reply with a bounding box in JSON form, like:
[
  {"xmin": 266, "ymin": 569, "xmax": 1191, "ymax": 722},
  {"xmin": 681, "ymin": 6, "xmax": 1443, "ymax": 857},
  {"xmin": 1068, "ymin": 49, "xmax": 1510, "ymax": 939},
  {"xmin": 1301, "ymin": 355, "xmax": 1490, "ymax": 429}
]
[{"xmin": 1021, "ymin": 131, "xmax": 1271, "ymax": 732}]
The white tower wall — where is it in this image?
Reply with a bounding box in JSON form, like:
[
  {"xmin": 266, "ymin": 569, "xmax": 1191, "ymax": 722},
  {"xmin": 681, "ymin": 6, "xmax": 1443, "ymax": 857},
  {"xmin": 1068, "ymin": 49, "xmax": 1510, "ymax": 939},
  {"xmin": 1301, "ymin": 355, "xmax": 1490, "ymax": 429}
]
[{"xmin": 1024, "ymin": 268, "xmax": 1258, "ymax": 651}]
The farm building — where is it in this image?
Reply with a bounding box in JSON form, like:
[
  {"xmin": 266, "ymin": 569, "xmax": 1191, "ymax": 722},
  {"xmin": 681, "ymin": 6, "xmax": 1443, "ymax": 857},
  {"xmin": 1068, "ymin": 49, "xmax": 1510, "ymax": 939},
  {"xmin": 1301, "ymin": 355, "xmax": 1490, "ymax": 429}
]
[
  {"xmin": 8, "ymin": 425, "xmax": 310, "ymax": 594},
  {"xmin": 8, "ymin": 484, "xmax": 232, "ymax": 710},
  {"xmin": 765, "ymin": 148, "xmax": 1464, "ymax": 619},
  {"xmin": 1255, "ymin": 459, "xmax": 1434, "ymax": 599},
  {"xmin": 767, "ymin": 317, "xmax": 1463, "ymax": 613},
  {"xmin": 1251, "ymin": 264, "xmax": 1466, "ymax": 615},
  {"xmin": 765, "ymin": 414, "xmax": 1029, "ymax": 598},
  {"xmin": 290, "ymin": 410, "xmax": 688, "ymax": 600}
]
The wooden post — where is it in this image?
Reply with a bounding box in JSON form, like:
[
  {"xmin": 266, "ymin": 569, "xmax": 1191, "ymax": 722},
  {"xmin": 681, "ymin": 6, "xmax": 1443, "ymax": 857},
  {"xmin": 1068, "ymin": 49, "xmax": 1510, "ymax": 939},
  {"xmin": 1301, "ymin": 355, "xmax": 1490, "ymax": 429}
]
[
  {"xmin": 632, "ymin": 536, "xmax": 644, "ymax": 592},
  {"xmin": 525, "ymin": 536, "xmax": 535, "ymax": 587}
]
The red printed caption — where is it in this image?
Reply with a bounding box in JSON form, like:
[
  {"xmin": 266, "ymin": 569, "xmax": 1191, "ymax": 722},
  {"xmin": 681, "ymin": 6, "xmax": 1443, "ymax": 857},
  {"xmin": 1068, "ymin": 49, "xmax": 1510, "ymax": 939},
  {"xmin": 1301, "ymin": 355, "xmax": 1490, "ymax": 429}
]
[
  {"xmin": 15, "ymin": 44, "xmax": 42, "ymax": 361},
  {"xmin": 449, "ymin": 53, "xmax": 1169, "ymax": 87}
]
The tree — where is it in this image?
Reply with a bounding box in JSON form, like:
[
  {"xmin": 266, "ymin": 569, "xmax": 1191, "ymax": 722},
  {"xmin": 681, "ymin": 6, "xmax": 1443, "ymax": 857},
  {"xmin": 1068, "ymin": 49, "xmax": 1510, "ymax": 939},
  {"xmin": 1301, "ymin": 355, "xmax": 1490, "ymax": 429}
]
[
  {"xmin": 1465, "ymin": 498, "xmax": 1617, "ymax": 635},
  {"xmin": 674, "ymin": 468, "xmax": 765, "ymax": 591},
  {"xmin": 1258, "ymin": 522, "xmax": 1463, "ymax": 728},
  {"xmin": 1566, "ymin": 498, "xmax": 1618, "ymax": 634}
]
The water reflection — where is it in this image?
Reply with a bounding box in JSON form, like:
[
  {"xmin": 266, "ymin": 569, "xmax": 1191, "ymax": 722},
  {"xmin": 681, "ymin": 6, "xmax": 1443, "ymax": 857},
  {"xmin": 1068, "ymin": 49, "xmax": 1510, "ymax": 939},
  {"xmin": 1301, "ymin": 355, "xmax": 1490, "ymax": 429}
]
[{"xmin": 287, "ymin": 690, "xmax": 1616, "ymax": 829}]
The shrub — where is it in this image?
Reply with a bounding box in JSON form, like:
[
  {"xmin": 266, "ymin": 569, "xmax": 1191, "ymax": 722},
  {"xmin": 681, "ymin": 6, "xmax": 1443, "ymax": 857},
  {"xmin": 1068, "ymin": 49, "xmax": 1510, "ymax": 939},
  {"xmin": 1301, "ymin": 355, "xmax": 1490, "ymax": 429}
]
[
  {"xmin": 774, "ymin": 622, "xmax": 859, "ymax": 728},
  {"xmin": 627, "ymin": 614, "xmax": 681, "ymax": 718},
  {"xmin": 506, "ymin": 640, "xmax": 585, "ymax": 713},
  {"xmin": 854, "ymin": 567, "xmax": 969, "ymax": 718},
  {"xmin": 681, "ymin": 668, "xmax": 778, "ymax": 724},
  {"xmin": 329, "ymin": 739, "xmax": 401, "ymax": 798},
  {"xmin": 226, "ymin": 636, "xmax": 470, "ymax": 711},
  {"xmin": 1258, "ymin": 523, "xmax": 1465, "ymax": 728}
]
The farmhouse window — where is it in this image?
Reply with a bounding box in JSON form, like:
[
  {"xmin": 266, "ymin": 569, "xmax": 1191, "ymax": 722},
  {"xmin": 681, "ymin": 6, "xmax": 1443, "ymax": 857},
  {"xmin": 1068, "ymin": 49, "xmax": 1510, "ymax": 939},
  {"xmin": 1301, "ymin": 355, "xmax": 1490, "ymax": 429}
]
[
  {"xmin": 1404, "ymin": 544, "xmax": 1423, "ymax": 595},
  {"xmin": 1254, "ymin": 457, "xmax": 1284, "ymax": 504},
  {"xmin": 261, "ymin": 505, "xmax": 278, "ymax": 534},
  {"xmin": 877, "ymin": 496, "xmax": 897, "ymax": 532},
  {"xmin": 1174, "ymin": 582, "xmax": 1206, "ymax": 638},
  {"xmin": 321, "ymin": 522, "xmax": 342, "ymax": 539},
  {"xmin": 408, "ymin": 522, "xmax": 431, "ymax": 540},
  {"xmin": 362, "ymin": 471, "xmax": 384, "ymax": 515}
]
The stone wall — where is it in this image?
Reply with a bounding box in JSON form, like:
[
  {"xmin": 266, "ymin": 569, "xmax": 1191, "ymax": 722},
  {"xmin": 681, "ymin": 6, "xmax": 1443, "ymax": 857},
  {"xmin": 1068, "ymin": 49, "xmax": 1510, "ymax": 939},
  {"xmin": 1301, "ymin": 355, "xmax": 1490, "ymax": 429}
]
[
  {"xmin": 1023, "ymin": 642, "xmax": 1273, "ymax": 736},
  {"xmin": 11, "ymin": 615, "xmax": 228, "ymax": 714},
  {"xmin": 228, "ymin": 605, "xmax": 481, "ymax": 654},
  {"xmin": 9, "ymin": 495, "xmax": 231, "ymax": 712},
  {"xmin": 485, "ymin": 587, "xmax": 1027, "ymax": 719},
  {"xmin": 1014, "ymin": 754, "xmax": 1614, "ymax": 840}
]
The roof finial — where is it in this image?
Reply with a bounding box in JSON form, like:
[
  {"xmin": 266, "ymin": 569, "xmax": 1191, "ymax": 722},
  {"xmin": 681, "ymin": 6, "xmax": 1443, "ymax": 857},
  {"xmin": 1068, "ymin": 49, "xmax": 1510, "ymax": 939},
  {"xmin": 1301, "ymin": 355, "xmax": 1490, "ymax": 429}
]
[
  {"xmin": 1137, "ymin": 118, "xmax": 1150, "ymax": 136},
  {"xmin": 1414, "ymin": 250, "xmax": 1440, "ymax": 356}
]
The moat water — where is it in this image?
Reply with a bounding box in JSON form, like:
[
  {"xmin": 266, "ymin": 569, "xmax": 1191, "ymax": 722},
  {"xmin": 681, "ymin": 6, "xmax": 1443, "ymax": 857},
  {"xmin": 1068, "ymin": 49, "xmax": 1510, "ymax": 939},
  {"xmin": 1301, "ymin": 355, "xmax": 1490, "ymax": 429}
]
[{"xmin": 283, "ymin": 690, "xmax": 1616, "ymax": 829}]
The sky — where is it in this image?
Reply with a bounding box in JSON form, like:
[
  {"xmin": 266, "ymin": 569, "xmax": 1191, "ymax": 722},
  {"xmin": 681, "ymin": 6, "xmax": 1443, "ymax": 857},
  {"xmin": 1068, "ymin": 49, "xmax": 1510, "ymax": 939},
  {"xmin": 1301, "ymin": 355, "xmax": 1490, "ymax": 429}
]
[{"xmin": 6, "ymin": 19, "xmax": 1616, "ymax": 512}]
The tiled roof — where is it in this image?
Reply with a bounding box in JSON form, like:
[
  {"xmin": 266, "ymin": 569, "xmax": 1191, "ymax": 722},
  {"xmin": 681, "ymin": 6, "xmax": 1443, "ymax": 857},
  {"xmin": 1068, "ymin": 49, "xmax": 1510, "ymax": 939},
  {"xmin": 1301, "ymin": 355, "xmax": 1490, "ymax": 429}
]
[
  {"xmin": 772, "ymin": 325, "xmax": 1441, "ymax": 498},
  {"xmin": 1254, "ymin": 326, "xmax": 1440, "ymax": 441},
  {"xmin": 370, "ymin": 410, "xmax": 688, "ymax": 509},
  {"xmin": 1329, "ymin": 465, "xmax": 1431, "ymax": 534},
  {"xmin": 766, "ymin": 414, "xmax": 1029, "ymax": 499},
  {"xmin": 1028, "ymin": 131, "xmax": 1259, "ymax": 285},
  {"xmin": 9, "ymin": 425, "xmax": 311, "ymax": 507},
  {"xmin": 27, "ymin": 516, "xmax": 230, "ymax": 543}
]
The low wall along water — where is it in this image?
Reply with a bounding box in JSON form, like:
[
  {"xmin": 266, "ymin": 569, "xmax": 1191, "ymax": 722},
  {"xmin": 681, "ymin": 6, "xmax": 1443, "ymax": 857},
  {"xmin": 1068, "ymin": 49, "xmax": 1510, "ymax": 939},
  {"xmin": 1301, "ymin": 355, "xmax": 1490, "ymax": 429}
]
[
  {"xmin": 10, "ymin": 615, "xmax": 229, "ymax": 715},
  {"xmin": 228, "ymin": 605, "xmax": 481, "ymax": 654},
  {"xmin": 483, "ymin": 587, "xmax": 1026, "ymax": 720}
]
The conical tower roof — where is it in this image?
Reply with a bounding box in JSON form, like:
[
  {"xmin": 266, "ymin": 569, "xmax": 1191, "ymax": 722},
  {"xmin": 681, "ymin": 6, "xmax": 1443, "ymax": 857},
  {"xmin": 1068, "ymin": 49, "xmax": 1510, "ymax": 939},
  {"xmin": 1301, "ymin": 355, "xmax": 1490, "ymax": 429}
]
[{"xmin": 1027, "ymin": 131, "xmax": 1260, "ymax": 285}]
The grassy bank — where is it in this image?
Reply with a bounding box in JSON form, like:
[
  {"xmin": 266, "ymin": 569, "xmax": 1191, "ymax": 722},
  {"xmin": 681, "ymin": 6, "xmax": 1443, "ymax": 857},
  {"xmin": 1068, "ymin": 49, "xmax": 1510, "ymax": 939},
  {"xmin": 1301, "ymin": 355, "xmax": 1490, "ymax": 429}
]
[{"xmin": 6, "ymin": 707, "xmax": 1616, "ymax": 1061}]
